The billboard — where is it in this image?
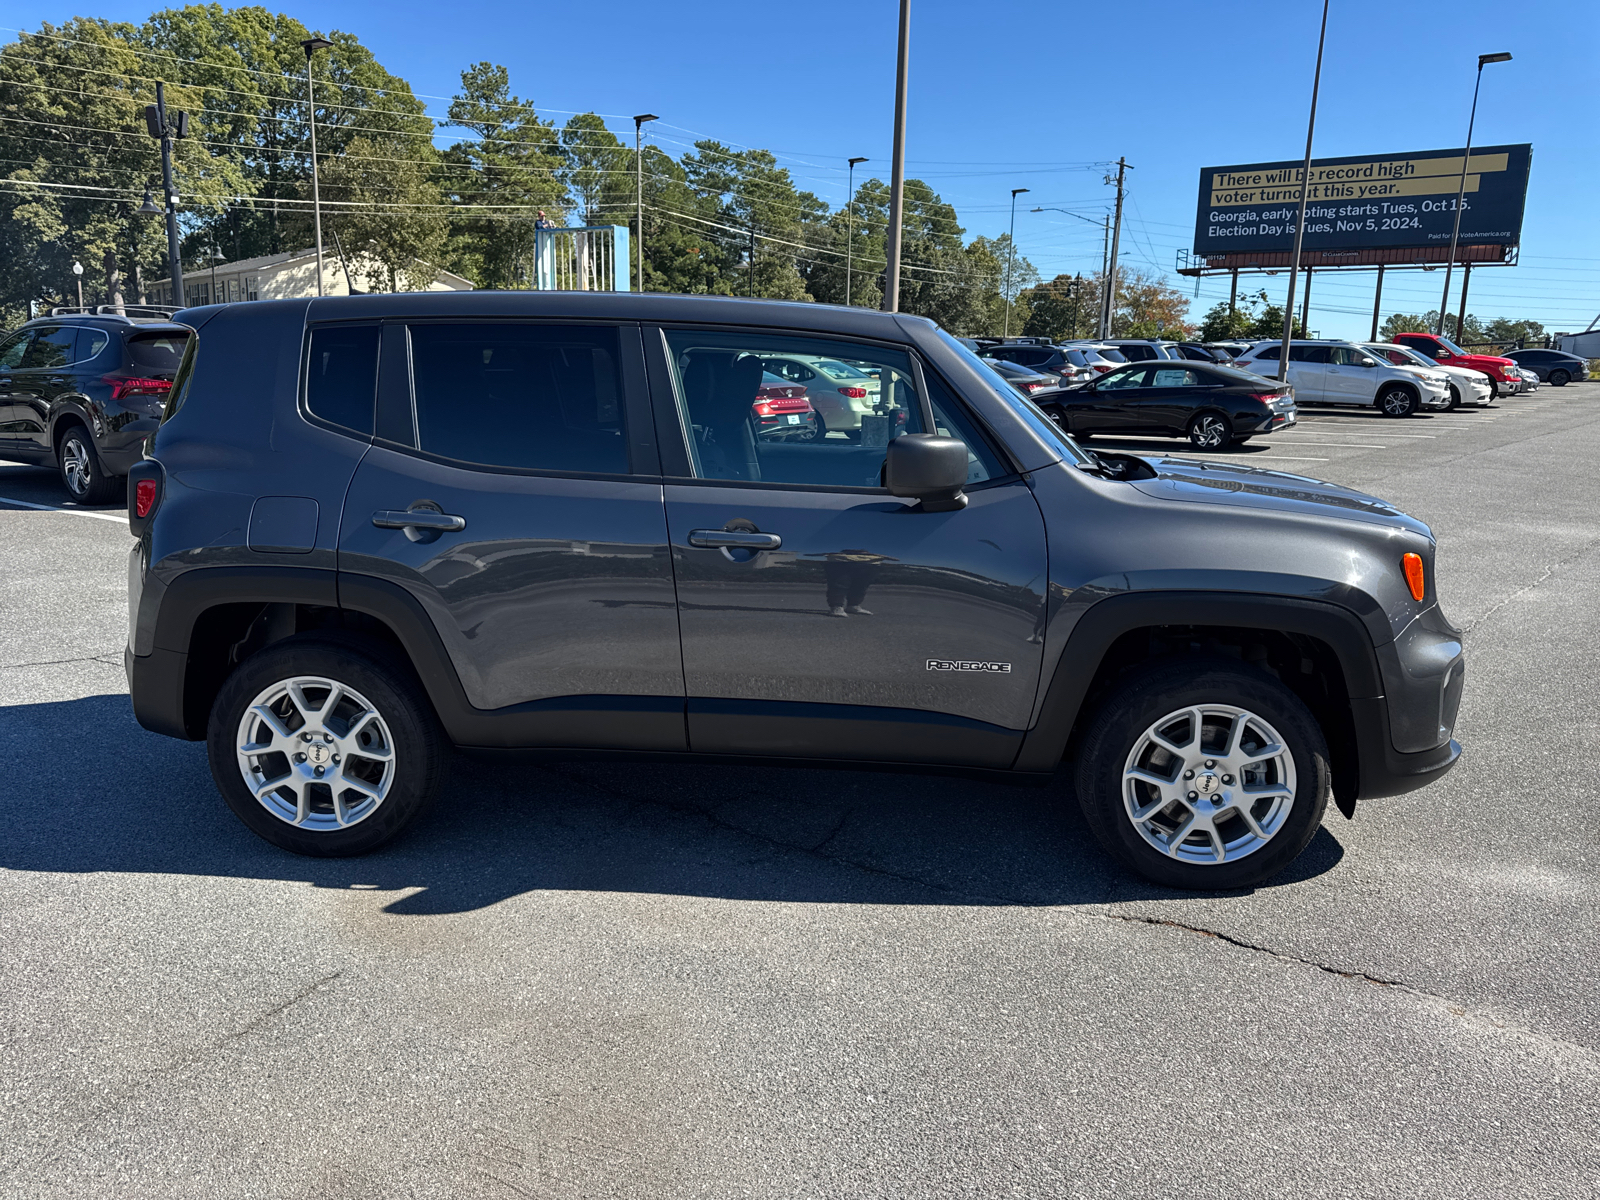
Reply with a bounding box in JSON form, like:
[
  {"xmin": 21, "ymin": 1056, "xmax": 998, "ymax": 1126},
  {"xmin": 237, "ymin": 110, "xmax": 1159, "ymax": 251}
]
[{"xmin": 1192, "ymin": 144, "xmax": 1531, "ymax": 257}]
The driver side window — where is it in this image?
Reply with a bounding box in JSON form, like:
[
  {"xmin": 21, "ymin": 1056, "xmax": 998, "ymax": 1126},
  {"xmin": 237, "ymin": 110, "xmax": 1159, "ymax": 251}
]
[
  {"xmin": 1100, "ymin": 367, "xmax": 1152, "ymax": 390},
  {"xmin": 0, "ymin": 331, "xmax": 31, "ymax": 369}
]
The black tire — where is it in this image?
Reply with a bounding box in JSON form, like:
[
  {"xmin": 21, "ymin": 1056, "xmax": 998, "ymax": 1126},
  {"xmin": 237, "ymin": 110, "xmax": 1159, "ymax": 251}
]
[
  {"xmin": 56, "ymin": 424, "xmax": 122, "ymax": 505},
  {"xmin": 1549, "ymin": 369, "xmax": 1570, "ymax": 387},
  {"xmin": 1446, "ymin": 385, "xmax": 1461, "ymax": 411},
  {"xmin": 1073, "ymin": 659, "xmax": 1332, "ymax": 890},
  {"xmin": 207, "ymin": 635, "xmax": 447, "ymax": 856},
  {"xmin": 1186, "ymin": 412, "xmax": 1232, "ymax": 450},
  {"xmin": 1377, "ymin": 386, "xmax": 1417, "ymax": 418}
]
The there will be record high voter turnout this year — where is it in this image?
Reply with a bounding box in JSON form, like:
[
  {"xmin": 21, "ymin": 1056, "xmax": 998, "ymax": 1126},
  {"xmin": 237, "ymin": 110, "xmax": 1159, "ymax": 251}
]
[{"xmin": 1192, "ymin": 145, "xmax": 1531, "ymax": 258}]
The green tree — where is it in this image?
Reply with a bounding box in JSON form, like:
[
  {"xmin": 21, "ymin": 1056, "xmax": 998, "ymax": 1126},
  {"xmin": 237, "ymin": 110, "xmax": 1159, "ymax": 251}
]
[
  {"xmin": 1481, "ymin": 316, "xmax": 1545, "ymax": 344},
  {"xmin": 560, "ymin": 112, "xmax": 627, "ymax": 225},
  {"xmin": 1379, "ymin": 312, "xmax": 1429, "ymax": 340},
  {"xmin": 440, "ymin": 62, "xmax": 566, "ymax": 289},
  {"xmin": 682, "ymin": 140, "xmax": 822, "ymax": 300},
  {"xmin": 319, "ymin": 134, "xmax": 446, "ymax": 289},
  {"xmin": 1021, "ymin": 274, "xmax": 1092, "ymax": 341}
]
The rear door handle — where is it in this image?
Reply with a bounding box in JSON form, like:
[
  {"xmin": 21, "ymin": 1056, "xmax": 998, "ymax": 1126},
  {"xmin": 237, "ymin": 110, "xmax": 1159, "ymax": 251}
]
[
  {"xmin": 687, "ymin": 529, "xmax": 781, "ymax": 550},
  {"xmin": 372, "ymin": 509, "xmax": 466, "ymax": 532}
]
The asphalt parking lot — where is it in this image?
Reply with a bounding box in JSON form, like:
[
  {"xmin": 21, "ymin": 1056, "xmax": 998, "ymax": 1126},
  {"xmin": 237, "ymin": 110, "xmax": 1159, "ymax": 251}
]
[{"xmin": 2, "ymin": 385, "xmax": 1598, "ymax": 1198}]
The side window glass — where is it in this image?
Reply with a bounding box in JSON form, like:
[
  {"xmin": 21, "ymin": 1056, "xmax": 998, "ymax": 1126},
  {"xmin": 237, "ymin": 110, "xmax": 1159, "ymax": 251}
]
[
  {"xmin": 1099, "ymin": 367, "xmax": 1151, "ymax": 390},
  {"xmin": 1151, "ymin": 368, "xmax": 1199, "ymax": 387},
  {"xmin": 0, "ymin": 332, "xmax": 31, "ymax": 369},
  {"xmin": 664, "ymin": 329, "xmax": 925, "ymax": 488},
  {"xmin": 410, "ymin": 323, "xmax": 625, "ymax": 474},
  {"xmin": 306, "ymin": 325, "xmax": 379, "ymax": 435},
  {"xmin": 21, "ymin": 325, "xmax": 76, "ymax": 368}
]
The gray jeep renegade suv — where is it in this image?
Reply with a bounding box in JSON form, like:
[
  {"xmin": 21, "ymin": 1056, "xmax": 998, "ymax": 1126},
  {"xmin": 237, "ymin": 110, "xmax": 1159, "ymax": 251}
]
[{"xmin": 125, "ymin": 292, "xmax": 1463, "ymax": 889}]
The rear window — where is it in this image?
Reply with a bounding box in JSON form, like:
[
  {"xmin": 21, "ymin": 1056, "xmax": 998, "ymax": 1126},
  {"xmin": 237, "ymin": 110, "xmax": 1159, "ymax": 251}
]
[{"xmin": 126, "ymin": 331, "xmax": 190, "ymax": 372}]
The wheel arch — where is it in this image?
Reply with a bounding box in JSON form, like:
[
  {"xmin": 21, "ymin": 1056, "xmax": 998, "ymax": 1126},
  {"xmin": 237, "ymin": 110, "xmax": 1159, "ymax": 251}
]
[{"xmin": 1015, "ymin": 591, "xmax": 1386, "ymax": 814}]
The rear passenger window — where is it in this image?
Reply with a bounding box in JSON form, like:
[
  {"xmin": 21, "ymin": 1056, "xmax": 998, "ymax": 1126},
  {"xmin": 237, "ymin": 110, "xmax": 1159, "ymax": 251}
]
[
  {"xmin": 306, "ymin": 325, "xmax": 378, "ymax": 435},
  {"xmin": 21, "ymin": 325, "xmax": 76, "ymax": 368},
  {"xmin": 409, "ymin": 323, "xmax": 625, "ymax": 474}
]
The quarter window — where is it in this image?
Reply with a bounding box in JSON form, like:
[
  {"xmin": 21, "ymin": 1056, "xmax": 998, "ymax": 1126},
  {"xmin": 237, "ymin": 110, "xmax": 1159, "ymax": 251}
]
[
  {"xmin": 305, "ymin": 325, "xmax": 379, "ymax": 435},
  {"xmin": 409, "ymin": 323, "xmax": 626, "ymax": 474}
]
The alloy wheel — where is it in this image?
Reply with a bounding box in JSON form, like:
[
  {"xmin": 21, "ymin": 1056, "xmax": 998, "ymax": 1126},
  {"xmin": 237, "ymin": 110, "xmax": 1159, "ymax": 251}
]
[
  {"xmin": 1381, "ymin": 388, "xmax": 1413, "ymax": 417},
  {"xmin": 1189, "ymin": 415, "xmax": 1228, "ymax": 449},
  {"xmin": 235, "ymin": 675, "xmax": 397, "ymax": 831},
  {"xmin": 61, "ymin": 434, "xmax": 92, "ymax": 497},
  {"xmin": 1121, "ymin": 704, "xmax": 1297, "ymax": 865}
]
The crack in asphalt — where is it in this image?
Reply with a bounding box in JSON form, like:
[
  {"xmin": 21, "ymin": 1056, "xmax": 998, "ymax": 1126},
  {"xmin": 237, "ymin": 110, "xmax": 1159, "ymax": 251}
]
[
  {"xmin": 0, "ymin": 652, "xmax": 125, "ymax": 672},
  {"xmin": 537, "ymin": 765, "xmax": 1598, "ymax": 1061},
  {"xmin": 1463, "ymin": 531, "xmax": 1600, "ymax": 635},
  {"xmin": 1, "ymin": 970, "xmax": 345, "ymax": 1180}
]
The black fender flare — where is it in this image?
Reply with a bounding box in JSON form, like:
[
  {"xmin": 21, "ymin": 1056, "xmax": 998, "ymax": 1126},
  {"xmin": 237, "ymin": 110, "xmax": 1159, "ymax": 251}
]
[{"xmin": 1012, "ymin": 590, "xmax": 1454, "ymax": 804}]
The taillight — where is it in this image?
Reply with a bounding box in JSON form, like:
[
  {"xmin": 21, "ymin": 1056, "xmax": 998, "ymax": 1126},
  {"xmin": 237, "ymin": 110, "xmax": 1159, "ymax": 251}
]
[
  {"xmin": 752, "ymin": 401, "xmax": 774, "ymax": 417},
  {"xmin": 126, "ymin": 459, "xmax": 163, "ymax": 533},
  {"xmin": 1247, "ymin": 392, "xmax": 1286, "ymax": 403},
  {"xmin": 838, "ymin": 386, "xmax": 868, "ymax": 399},
  {"xmin": 135, "ymin": 478, "xmax": 158, "ymax": 518},
  {"xmin": 104, "ymin": 375, "xmax": 172, "ymax": 401},
  {"xmin": 1402, "ymin": 552, "xmax": 1425, "ymax": 602}
]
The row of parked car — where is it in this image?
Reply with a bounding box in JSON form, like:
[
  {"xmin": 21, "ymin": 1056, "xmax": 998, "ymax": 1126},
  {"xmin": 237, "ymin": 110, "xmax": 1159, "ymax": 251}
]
[{"xmin": 954, "ymin": 331, "xmax": 1589, "ymax": 451}]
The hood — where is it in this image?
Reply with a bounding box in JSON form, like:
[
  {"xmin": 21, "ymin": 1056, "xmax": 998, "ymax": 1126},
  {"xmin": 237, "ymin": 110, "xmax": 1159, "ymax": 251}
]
[
  {"xmin": 1458, "ymin": 352, "xmax": 1516, "ymax": 368},
  {"xmin": 1128, "ymin": 455, "xmax": 1431, "ymax": 536}
]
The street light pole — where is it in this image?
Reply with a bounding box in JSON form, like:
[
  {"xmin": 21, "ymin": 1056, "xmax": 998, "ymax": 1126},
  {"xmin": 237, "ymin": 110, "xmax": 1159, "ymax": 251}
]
[
  {"xmin": 1003, "ymin": 187, "xmax": 1029, "ymax": 337},
  {"xmin": 301, "ymin": 36, "xmax": 334, "ymax": 298},
  {"xmin": 633, "ymin": 114, "xmax": 658, "ymax": 292},
  {"xmin": 1030, "ymin": 205, "xmax": 1109, "ymax": 335},
  {"xmin": 845, "ymin": 156, "xmax": 868, "ymax": 306},
  {"xmin": 881, "ymin": 0, "xmax": 910, "ymax": 312},
  {"xmin": 72, "ymin": 261, "xmax": 84, "ymax": 309},
  {"xmin": 1277, "ymin": 0, "xmax": 1330, "ymax": 385},
  {"xmin": 1437, "ymin": 52, "xmax": 1512, "ymax": 337}
]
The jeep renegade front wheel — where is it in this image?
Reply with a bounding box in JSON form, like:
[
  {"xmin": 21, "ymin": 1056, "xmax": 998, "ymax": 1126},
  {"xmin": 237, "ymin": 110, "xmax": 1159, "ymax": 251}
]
[
  {"xmin": 1074, "ymin": 661, "xmax": 1331, "ymax": 889},
  {"xmin": 207, "ymin": 637, "xmax": 446, "ymax": 856}
]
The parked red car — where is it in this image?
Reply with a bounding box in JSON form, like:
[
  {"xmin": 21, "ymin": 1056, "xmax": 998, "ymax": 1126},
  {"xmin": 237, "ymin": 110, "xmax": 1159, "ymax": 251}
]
[
  {"xmin": 752, "ymin": 371, "xmax": 820, "ymax": 439},
  {"xmin": 1392, "ymin": 333, "xmax": 1523, "ymax": 397}
]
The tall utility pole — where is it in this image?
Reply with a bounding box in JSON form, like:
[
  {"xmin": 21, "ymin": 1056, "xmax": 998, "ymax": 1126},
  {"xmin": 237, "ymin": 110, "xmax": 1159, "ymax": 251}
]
[
  {"xmin": 144, "ymin": 82, "xmax": 187, "ymax": 303},
  {"xmin": 1278, "ymin": 0, "xmax": 1329, "ymax": 384},
  {"xmin": 881, "ymin": 0, "xmax": 910, "ymax": 312},
  {"xmin": 1437, "ymin": 52, "xmax": 1512, "ymax": 336},
  {"xmin": 845, "ymin": 156, "xmax": 868, "ymax": 306},
  {"xmin": 1002, "ymin": 187, "xmax": 1029, "ymax": 337},
  {"xmin": 633, "ymin": 114, "xmax": 659, "ymax": 292},
  {"xmin": 301, "ymin": 37, "xmax": 333, "ymax": 297},
  {"xmin": 1100, "ymin": 158, "xmax": 1128, "ymax": 340}
]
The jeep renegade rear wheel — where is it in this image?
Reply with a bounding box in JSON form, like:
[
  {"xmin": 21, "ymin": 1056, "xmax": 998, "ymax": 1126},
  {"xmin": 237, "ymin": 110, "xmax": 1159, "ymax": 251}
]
[
  {"xmin": 1074, "ymin": 661, "xmax": 1331, "ymax": 889},
  {"xmin": 207, "ymin": 636, "xmax": 446, "ymax": 856}
]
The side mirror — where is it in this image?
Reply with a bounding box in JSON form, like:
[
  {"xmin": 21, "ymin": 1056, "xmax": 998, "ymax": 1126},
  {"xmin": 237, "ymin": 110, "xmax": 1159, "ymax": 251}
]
[
  {"xmin": 1359, "ymin": 357, "xmax": 1377, "ymax": 367},
  {"xmin": 885, "ymin": 433, "xmax": 968, "ymax": 512}
]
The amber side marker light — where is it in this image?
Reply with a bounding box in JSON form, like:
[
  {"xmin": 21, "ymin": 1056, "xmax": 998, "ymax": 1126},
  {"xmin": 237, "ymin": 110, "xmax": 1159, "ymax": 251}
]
[{"xmin": 1402, "ymin": 553, "xmax": 1426, "ymax": 602}]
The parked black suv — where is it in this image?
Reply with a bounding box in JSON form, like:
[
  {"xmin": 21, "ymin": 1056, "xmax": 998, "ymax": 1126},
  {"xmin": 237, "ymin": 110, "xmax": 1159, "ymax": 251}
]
[
  {"xmin": 0, "ymin": 308, "xmax": 188, "ymax": 503},
  {"xmin": 126, "ymin": 293, "xmax": 1464, "ymax": 889},
  {"xmin": 981, "ymin": 341, "xmax": 1082, "ymax": 379}
]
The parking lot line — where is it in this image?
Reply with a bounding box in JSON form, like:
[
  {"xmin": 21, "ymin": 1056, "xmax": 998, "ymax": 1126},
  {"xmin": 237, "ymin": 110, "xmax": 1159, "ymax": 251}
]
[
  {"xmin": 0, "ymin": 495, "xmax": 127, "ymax": 523},
  {"xmin": 1190, "ymin": 454, "xmax": 1331, "ymax": 463},
  {"xmin": 1262, "ymin": 440, "xmax": 1387, "ymax": 449}
]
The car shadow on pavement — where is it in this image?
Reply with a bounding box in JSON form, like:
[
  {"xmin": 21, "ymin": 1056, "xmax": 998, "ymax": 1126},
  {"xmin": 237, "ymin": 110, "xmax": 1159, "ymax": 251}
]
[{"xmin": 0, "ymin": 693, "xmax": 1346, "ymax": 914}]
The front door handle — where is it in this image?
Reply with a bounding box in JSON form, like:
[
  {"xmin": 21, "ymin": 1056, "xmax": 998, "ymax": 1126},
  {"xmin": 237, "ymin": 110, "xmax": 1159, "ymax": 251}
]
[
  {"xmin": 687, "ymin": 529, "xmax": 781, "ymax": 550},
  {"xmin": 373, "ymin": 509, "xmax": 466, "ymax": 533}
]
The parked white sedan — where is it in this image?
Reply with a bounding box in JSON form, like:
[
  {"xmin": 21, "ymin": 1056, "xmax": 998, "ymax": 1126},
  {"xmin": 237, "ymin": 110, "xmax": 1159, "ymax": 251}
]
[{"xmin": 1365, "ymin": 343, "xmax": 1492, "ymax": 410}]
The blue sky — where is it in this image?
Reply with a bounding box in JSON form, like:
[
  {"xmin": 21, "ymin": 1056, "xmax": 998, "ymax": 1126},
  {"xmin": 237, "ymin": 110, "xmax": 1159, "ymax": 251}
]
[{"xmin": 8, "ymin": 0, "xmax": 1598, "ymax": 336}]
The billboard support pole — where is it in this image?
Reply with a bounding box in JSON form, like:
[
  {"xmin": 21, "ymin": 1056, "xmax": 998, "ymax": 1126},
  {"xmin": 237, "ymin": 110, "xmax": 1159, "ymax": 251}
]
[
  {"xmin": 1278, "ymin": 0, "xmax": 1330, "ymax": 384},
  {"xmin": 1301, "ymin": 266, "xmax": 1313, "ymax": 333},
  {"xmin": 1370, "ymin": 265, "xmax": 1385, "ymax": 341},
  {"xmin": 881, "ymin": 0, "xmax": 910, "ymax": 313},
  {"xmin": 1228, "ymin": 268, "xmax": 1238, "ymax": 321},
  {"xmin": 1437, "ymin": 53, "xmax": 1511, "ymax": 336}
]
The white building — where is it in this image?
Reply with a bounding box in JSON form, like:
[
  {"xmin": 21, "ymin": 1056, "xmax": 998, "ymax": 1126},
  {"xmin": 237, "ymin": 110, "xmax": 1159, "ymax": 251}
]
[
  {"xmin": 1554, "ymin": 329, "xmax": 1600, "ymax": 359},
  {"xmin": 145, "ymin": 247, "xmax": 473, "ymax": 307}
]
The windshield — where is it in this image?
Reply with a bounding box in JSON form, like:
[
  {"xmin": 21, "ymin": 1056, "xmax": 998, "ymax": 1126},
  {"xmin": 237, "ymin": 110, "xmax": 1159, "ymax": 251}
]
[
  {"xmin": 1371, "ymin": 344, "xmax": 1432, "ymax": 368},
  {"xmin": 936, "ymin": 328, "xmax": 1093, "ymax": 466},
  {"xmin": 1435, "ymin": 336, "xmax": 1466, "ymax": 356}
]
